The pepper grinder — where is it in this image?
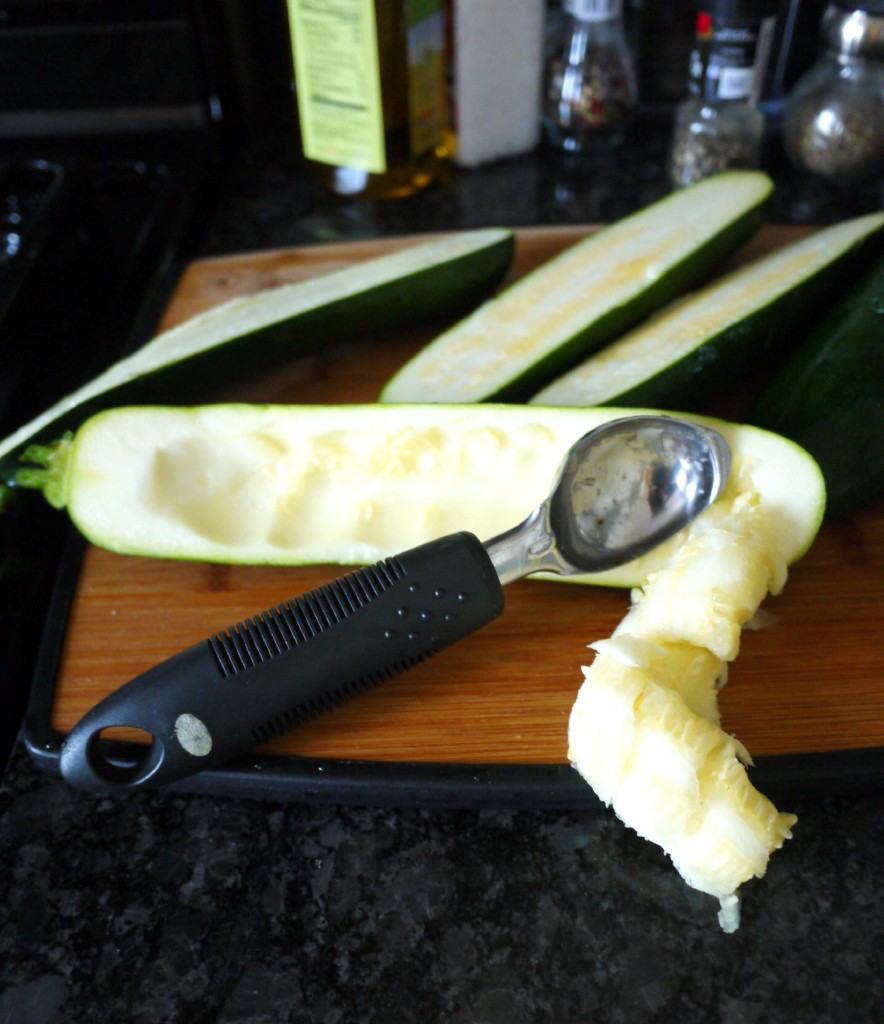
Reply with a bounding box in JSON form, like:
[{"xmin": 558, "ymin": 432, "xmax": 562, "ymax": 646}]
[
  {"xmin": 669, "ymin": 1, "xmax": 777, "ymax": 187},
  {"xmin": 543, "ymin": 0, "xmax": 638, "ymax": 152},
  {"xmin": 781, "ymin": 2, "xmax": 884, "ymax": 181}
]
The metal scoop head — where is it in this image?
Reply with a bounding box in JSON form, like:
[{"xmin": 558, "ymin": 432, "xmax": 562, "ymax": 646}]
[{"xmin": 486, "ymin": 415, "xmax": 731, "ymax": 583}]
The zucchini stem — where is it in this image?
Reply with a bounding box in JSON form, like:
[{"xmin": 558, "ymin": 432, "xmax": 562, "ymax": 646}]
[{"xmin": 12, "ymin": 436, "xmax": 73, "ymax": 509}]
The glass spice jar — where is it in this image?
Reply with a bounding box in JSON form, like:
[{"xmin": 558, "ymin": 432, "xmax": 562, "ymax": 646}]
[
  {"xmin": 781, "ymin": 2, "xmax": 884, "ymax": 181},
  {"xmin": 543, "ymin": 0, "xmax": 638, "ymax": 152},
  {"xmin": 669, "ymin": 98, "xmax": 767, "ymax": 185},
  {"xmin": 669, "ymin": 0, "xmax": 777, "ymax": 187}
]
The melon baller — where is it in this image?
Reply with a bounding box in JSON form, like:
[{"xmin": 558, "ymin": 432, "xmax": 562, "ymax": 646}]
[{"xmin": 59, "ymin": 414, "xmax": 731, "ymax": 793}]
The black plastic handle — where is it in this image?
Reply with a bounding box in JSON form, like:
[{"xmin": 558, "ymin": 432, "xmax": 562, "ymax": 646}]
[{"xmin": 59, "ymin": 532, "xmax": 505, "ymax": 793}]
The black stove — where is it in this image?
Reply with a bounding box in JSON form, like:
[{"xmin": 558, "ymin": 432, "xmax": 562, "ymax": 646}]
[
  {"xmin": 0, "ymin": 156, "xmax": 192, "ymax": 432},
  {"xmin": 0, "ymin": 0, "xmax": 247, "ymax": 771}
]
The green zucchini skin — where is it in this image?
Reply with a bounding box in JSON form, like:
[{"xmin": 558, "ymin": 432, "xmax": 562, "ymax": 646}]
[
  {"xmin": 749, "ymin": 255, "xmax": 884, "ymax": 518},
  {"xmin": 0, "ymin": 229, "xmax": 514, "ymax": 492},
  {"xmin": 532, "ymin": 213, "xmax": 884, "ymax": 414}
]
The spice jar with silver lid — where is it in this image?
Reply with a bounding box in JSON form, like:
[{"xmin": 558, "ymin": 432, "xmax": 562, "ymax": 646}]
[
  {"xmin": 543, "ymin": 0, "xmax": 638, "ymax": 151},
  {"xmin": 669, "ymin": 0, "xmax": 777, "ymax": 187},
  {"xmin": 781, "ymin": 2, "xmax": 884, "ymax": 181}
]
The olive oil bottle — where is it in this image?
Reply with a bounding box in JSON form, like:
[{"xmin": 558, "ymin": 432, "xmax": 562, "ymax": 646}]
[{"xmin": 286, "ymin": 0, "xmax": 449, "ymax": 199}]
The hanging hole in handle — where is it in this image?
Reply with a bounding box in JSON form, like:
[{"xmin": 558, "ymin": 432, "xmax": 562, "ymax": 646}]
[{"xmin": 86, "ymin": 726, "xmax": 164, "ymax": 787}]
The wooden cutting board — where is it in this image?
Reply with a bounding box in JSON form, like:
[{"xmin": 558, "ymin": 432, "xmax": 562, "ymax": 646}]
[{"xmin": 50, "ymin": 226, "xmax": 884, "ymax": 765}]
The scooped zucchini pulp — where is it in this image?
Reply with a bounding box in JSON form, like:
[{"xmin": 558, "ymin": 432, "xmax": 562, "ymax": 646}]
[{"xmin": 570, "ymin": 458, "xmax": 807, "ymax": 932}]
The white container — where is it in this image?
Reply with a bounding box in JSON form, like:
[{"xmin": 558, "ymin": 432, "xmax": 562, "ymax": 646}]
[{"xmin": 451, "ymin": 0, "xmax": 546, "ymax": 167}]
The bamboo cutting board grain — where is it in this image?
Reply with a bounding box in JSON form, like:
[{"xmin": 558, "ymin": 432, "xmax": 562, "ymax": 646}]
[{"xmin": 50, "ymin": 227, "xmax": 884, "ymax": 765}]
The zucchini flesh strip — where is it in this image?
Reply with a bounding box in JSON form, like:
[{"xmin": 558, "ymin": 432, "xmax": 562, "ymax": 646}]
[
  {"xmin": 532, "ymin": 212, "xmax": 884, "ymax": 409},
  {"xmin": 26, "ymin": 403, "xmax": 825, "ymax": 589},
  {"xmin": 0, "ymin": 228, "xmax": 513, "ymax": 488},
  {"xmin": 381, "ymin": 172, "xmax": 773, "ymax": 404}
]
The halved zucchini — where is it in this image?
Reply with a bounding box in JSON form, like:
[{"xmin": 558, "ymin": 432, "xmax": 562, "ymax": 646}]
[
  {"xmin": 0, "ymin": 228, "xmax": 514, "ymax": 491},
  {"xmin": 531, "ymin": 212, "xmax": 884, "ymax": 410},
  {"xmin": 18, "ymin": 403, "xmax": 825, "ymax": 589},
  {"xmin": 380, "ymin": 172, "xmax": 773, "ymax": 403}
]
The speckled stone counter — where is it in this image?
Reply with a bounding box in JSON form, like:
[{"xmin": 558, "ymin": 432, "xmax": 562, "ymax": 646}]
[
  {"xmin": 2, "ymin": 740, "xmax": 882, "ymax": 1023},
  {"xmin": 2, "ymin": 119, "xmax": 882, "ymax": 1023},
  {"xmin": 198, "ymin": 121, "xmax": 882, "ymax": 259}
]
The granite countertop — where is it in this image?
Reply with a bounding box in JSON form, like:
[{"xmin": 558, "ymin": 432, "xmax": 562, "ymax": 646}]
[
  {"xmin": 197, "ymin": 116, "xmax": 883, "ymax": 256},
  {"xmin": 2, "ymin": 120, "xmax": 882, "ymax": 1023}
]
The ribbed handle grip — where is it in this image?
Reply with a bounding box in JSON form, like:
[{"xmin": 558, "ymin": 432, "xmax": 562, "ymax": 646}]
[{"xmin": 59, "ymin": 533, "xmax": 504, "ymax": 793}]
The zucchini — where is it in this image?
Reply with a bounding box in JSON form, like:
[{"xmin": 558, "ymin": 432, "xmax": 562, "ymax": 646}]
[
  {"xmin": 18, "ymin": 403, "xmax": 825, "ymax": 589},
  {"xmin": 749, "ymin": 254, "xmax": 884, "ymax": 518},
  {"xmin": 531, "ymin": 212, "xmax": 884, "ymax": 410},
  {"xmin": 380, "ymin": 172, "xmax": 773, "ymax": 404},
  {"xmin": 0, "ymin": 228, "xmax": 514, "ymax": 492}
]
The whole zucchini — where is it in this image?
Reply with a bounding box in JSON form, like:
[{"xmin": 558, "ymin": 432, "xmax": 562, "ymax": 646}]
[{"xmin": 749, "ymin": 253, "xmax": 884, "ymax": 518}]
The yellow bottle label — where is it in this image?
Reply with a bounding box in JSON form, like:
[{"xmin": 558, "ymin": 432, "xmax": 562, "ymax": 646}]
[{"xmin": 287, "ymin": 0, "xmax": 386, "ymax": 174}]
